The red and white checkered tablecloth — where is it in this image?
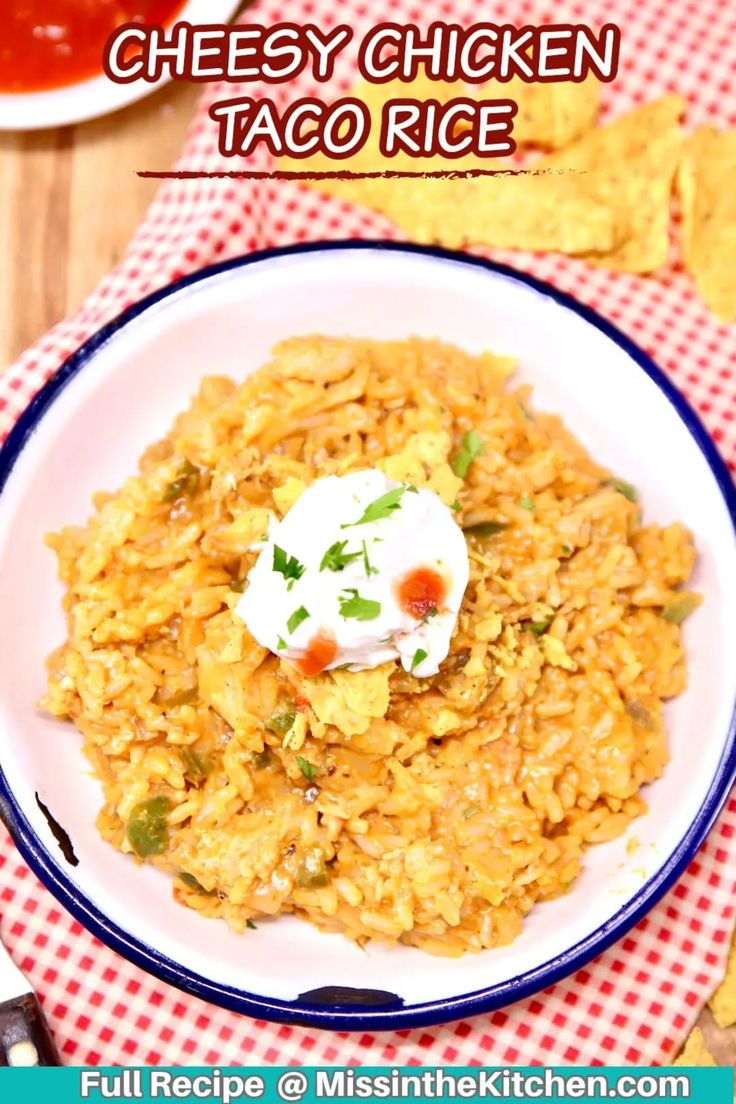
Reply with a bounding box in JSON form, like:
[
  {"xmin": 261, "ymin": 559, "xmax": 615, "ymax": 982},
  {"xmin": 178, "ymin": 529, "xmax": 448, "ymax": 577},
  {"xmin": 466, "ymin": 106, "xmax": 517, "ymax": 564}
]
[{"xmin": 1, "ymin": 0, "xmax": 735, "ymax": 1069}]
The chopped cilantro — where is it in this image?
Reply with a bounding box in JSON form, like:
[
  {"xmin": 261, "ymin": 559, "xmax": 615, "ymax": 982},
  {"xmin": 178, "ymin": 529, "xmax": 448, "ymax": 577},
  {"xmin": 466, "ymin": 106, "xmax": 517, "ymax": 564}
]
[
  {"xmin": 450, "ymin": 500, "xmax": 461, "ymax": 512},
  {"xmin": 320, "ymin": 539, "xmax": 361, "ymax": 572},
  {"xmin": 296, "ymin": 755, "xmax": 319, "ymax": 782},
  {"xmin": 452, "ymin": 430, "xmax": 484, "ymax": 479},
  {"xmin": 423, "ymin": 606, "xmax": 438, "ymax": 622},
  {"xmin": 605, "ymin": 477, "xmax": 638, "ymax": 502},
  {"xmin": 338, "ymin": 588, "xmax": 381, "ymax": 621},
  {"xmin": 519, "ymin": 493, "xmax": 535, "ymax": 510},
  {"xmin": 361, "ymin": 540, "xmax": 378, "ymax": 576},
  {"xmin": 560, "ymin": 544, "xmax": 573, "ymax": 556},
  {"xmin": 276, "ymin": 635, "xmax": 287, "ymax": 650},
  {"xmin": 463, "ymin": 521, "xmax": 508, "ymax": 538},
  {"xmin": 341, "ymin": 484, "xmax": 416, "ymax": 528},
  {"xmin": 273, "ymin": 545, "xmax": 305, "ymax": 587},
  {"xmin": 246, "ymin": 919, "xmax": 257, "ymax": 930},
  {"xmin": 286, "ymin": 606, "xmax": 310, "ymax": 633},
  {"xmin": 410, "ymin": 648, "xmax": 428, "ymax": 673}
]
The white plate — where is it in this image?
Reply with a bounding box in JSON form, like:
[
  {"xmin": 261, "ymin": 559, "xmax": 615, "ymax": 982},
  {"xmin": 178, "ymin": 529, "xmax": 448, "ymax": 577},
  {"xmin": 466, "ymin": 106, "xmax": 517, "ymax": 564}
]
[
  {"xmin": 0, "ymin": 242, "xmax": 734, "ymax": 1029},
  {"xmin": 0, "ymin": 1, "xmax": 239, "ymax": 131}
]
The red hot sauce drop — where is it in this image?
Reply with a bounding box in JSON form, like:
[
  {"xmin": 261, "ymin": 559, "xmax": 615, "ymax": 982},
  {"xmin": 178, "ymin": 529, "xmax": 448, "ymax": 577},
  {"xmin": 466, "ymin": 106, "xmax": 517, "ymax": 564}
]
[
  {"xmin": 396, "ymin": 567, "xmax": 447, "ymax": 621},
  {"xmin": 297, "ymin": 631, "xmax": 338, "ymax": 678}
]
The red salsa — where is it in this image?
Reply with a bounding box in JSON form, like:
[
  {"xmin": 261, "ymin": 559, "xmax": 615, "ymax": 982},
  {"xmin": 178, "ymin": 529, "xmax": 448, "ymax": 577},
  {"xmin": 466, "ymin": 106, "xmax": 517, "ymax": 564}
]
[
  {"xmin": 0, "ymin": 1, "xmax": 186, "ymax": 93},
  {"xmin": 396, "ymin": 567, "xmax": 447, "ymax": 620},
  {"xmin": 297, "ymin": 631, "xmax": 338, "ymax": 678}
]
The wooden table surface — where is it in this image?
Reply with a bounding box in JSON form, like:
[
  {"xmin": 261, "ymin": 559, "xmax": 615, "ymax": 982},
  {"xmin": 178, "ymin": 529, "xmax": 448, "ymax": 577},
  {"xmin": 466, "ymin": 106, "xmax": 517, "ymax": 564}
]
[
  {"xmin": 0, "ymin": 78, "xmax": 734, "ymax": 1068},
  {"xmin": 0, "ymin": 81, "xmax": 199, "ymax": 369}
]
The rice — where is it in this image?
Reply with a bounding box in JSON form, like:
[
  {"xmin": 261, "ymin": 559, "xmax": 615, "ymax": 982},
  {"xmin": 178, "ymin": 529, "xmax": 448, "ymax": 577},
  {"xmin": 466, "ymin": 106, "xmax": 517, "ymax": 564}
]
[{"xmin": 42, "ymin": 336, "xmax": 698, "ymax": 955}]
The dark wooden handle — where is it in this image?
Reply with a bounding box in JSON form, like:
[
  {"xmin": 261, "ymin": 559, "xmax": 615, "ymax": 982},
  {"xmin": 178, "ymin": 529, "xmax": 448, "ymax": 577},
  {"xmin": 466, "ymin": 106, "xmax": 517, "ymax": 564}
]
[{"xmin": 0, "ymin": 993, "xmax": 61, "ymax": 1066}]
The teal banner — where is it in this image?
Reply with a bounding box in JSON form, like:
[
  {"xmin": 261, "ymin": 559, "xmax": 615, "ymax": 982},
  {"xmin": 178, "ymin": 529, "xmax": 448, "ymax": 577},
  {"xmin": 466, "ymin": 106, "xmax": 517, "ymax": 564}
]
[{"xmin": 0, "ymin": 1066, "xmax": 732, "ymax": 1104}]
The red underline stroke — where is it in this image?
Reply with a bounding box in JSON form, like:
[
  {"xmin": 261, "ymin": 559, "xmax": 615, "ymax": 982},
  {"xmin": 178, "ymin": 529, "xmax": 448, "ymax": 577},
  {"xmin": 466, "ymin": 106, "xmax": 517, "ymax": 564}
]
[{"xmin": 137, "ymin": 168, "xmax": 583, "ymax": 181}]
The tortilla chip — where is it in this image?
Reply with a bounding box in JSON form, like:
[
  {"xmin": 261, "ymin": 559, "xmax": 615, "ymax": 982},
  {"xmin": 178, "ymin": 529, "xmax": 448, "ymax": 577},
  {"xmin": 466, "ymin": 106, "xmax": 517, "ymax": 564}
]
[
  {"xmin": 355, "ymin": 97, "xmax": 678, "ymax": 263},
  {"xmin": 678, "ymin": 127, "xmax": 736, "ymax": 322},
  {"xmin": 273, "ymin": 477, "xmax": 307, "ymax": 515},
  {"xmin": 281, "ymin": 78, "xmax": 475, "ymax": 243},
  {"xmin": 288, "ymin": 74, "xmax": 598, "ymax": 187},
  {"xmin": 543, "ymin": 95, "xmax": 685, "ymax": 272},
  {"xmin": 218, "ymin": 507, "xmax": 271, "ymax": 552},
  {"xmin": 284, "ymin": 77, "xmax": 614, "ymax": 254},
  {"xmin": 303, "ymin": 663, "xmax": 393, "ymax": 737},
  {"xmin": 709, "ymin": 930, "xmax": 736, "ymax": 1028},
  {"xmin": 466, "ymin": 173, "xmax": 615, "ymax": 253},
  {"xmin": 331, "ymin": 169, "xmax": 616, "ymax": 254},
  {"xmin": 287, "ymin": 86, "xmax": 680, "ymax": 266},
  {"xmin": 378, "ymin": 430, "xmax": 463, "ymax": 506},
  {"xmin": 674, "ymin": 1027, "xmax": 717, "ymax": 1066},
  {"xmin": 473, "ymin": 75, "xmax": 600, "ymax": 149}
]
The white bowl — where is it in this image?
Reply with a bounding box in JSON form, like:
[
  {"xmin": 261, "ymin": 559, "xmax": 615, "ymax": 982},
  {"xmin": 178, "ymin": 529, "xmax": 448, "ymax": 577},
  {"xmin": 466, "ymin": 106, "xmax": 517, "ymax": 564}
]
[
  {"xmin": 0, "ymin": 242, "xmax": 734, "ymax": 1029},
  {"xmin": 0, "ymin": 0, "xmax": 239, "ymax": 131}
]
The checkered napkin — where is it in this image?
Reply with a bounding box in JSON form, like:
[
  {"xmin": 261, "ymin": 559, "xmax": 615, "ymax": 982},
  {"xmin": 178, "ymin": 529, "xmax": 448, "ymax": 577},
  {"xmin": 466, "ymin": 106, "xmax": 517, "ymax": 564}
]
[{"xmin": 1, "ymin": 0, "xmax": 735, "ymax": 1068}]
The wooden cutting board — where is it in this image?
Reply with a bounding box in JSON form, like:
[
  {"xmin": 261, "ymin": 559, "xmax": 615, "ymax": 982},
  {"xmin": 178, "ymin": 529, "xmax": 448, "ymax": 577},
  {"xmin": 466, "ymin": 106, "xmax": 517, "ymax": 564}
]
[{"xmin": 0, "ymin": 74, "xmax": 734, "ymax": 1069}]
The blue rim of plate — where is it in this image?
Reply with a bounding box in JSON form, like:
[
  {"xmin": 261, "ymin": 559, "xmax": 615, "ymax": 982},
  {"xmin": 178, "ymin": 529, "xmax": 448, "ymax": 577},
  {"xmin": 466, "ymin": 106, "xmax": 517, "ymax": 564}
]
[{"xmin": 0, "ymin": 240, "xmax": 735, "ymax": 1031}]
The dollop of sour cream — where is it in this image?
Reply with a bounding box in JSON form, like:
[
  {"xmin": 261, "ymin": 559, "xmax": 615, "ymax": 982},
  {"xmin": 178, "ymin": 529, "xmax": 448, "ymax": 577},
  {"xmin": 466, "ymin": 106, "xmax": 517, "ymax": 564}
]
[{"xmin": 235, "ymin": 470, "xmax": 470, "ymax": 678}]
